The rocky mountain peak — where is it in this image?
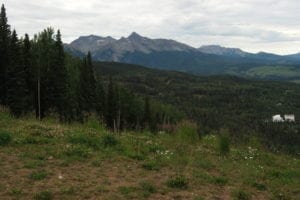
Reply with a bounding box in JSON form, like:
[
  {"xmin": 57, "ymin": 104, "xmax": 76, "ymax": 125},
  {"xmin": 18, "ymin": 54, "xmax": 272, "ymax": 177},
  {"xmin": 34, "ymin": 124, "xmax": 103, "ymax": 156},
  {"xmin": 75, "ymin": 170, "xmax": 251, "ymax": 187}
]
[{"xmin": 127, "ymin": 32, "xmax": 145, "ymax": 40}]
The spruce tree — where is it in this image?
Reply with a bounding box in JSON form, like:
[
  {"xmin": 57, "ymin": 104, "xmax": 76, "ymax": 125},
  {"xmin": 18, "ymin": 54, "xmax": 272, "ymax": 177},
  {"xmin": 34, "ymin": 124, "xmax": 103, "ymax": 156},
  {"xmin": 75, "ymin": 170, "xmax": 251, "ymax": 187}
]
[
  {"xmin": 86, "ymin": 51, "xmax": 96, "ymax": 110},
  {"xmin": 78, "ymin": 58, "xmax": 89, "ymax": 118},
  {"xmin": 95, "ymin": 77, "xmax": 105, "ymax": 120},
  {"xmin": 0, "ymin": 4, "xmax": 11, "ymax": 105},
  {"xmin": 6, "ymin": 30, "xmax": 27, "ymax": 117},
  {"xmin": 22, "ymin": 33, "xmax": 34, "ymax": 111},
  {"xmin": 31, "ymin": 27, "xmax": 56, "ymax": 119},
  {"xmin": 106, "ymin": 76, "xmax": 117, "ymax": 129},
  {"xmin": 78, "ymin": 52, "xmax": 96, "ymax": 117},
  {"xmin": 143, "ymin": 96, "xmax": 151, "ymax": 129},
  {"xmin": 48, "ymin": 30, "xmax": 67, "ymax": 121}
]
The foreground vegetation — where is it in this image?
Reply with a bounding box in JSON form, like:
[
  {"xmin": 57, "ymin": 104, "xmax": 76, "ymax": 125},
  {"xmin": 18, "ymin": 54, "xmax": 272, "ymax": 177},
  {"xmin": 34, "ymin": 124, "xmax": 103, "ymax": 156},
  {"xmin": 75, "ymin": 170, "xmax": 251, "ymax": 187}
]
[{"xmin": 0, "ymin": 110, "xmax": 299, "ymax": 200}]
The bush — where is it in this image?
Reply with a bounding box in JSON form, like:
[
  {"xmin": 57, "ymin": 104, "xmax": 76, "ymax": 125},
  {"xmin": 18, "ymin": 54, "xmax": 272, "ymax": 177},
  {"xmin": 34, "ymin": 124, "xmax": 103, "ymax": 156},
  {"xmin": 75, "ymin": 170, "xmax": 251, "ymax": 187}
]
[
  {"xmin": 251, "ymin": 182, "xmax": 266, "ymax": 191},
  {"xmin": 211, "ymin": 176, "xmax": 228, "ymax": 186},
  {"xmin": 68, "ymin": 132, "xmax": 101, "ymax": 149},
  {"xmin": 101, "ymin": 134, "xmax": 118, "ymax": 148},
  {"xmin": 218, "ymin": 129, "xmax": 230, "ymax": 155},
  {"xmin": 232, "ymin": 189, "xmax": 251, "ymax": 200},
  {"xmin": 166, "ymin": 175, "xmax": 188, "ymax": 189},
  {"xmin": 64, "ymin": 145, "xmax": 92, "ymax": 158},
  {"xmin": 142, "ymin": 161, "xmax": 160, "ymax": 171},
  {"xmin": 34, "ymin": 191, "xmax": 53, "ymax": 200},
  {"xmin": 0, "ymin": 131, "xmax": 12, "ymax": 146},
  {"xmin": 29, "ymin": 171, "xmax": 47, "ymax": 180},
  {"xmin": 140, "ymin": 182, "xmax": 156, "ymax": 197},
  {"xmin": 175, "ymin": 121, "xmax": 199, "ymax": 144}
]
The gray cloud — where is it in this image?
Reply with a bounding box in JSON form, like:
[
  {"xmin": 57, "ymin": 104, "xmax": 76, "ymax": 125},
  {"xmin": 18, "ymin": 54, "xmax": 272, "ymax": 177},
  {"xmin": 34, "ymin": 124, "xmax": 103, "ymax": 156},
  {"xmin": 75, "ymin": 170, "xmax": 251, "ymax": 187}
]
[{"xmin": 2, "ymin": 0, "xmax": 300, "ymax": 54}]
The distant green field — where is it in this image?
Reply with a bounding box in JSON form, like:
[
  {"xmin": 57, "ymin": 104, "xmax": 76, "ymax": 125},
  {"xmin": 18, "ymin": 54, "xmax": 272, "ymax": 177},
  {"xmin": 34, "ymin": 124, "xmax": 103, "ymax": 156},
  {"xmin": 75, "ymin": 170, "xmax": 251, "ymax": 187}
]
[{"xmin": 245, "ymin": 66, "xmax": 300, "ymax": 79}]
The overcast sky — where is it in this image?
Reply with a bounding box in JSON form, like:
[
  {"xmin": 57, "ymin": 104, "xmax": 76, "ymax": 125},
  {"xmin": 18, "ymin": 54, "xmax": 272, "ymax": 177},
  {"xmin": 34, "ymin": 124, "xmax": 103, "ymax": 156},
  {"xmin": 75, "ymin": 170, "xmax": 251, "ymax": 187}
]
[{"xmin": 2, "ymin": 0, "xmax": 300, "ymax": 54}]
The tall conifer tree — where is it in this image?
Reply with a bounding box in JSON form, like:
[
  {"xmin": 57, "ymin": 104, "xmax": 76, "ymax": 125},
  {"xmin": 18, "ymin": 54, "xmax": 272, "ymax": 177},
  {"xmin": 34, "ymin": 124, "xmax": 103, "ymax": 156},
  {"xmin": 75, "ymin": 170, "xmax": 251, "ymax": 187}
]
[
  {"xmin": 48, "ymin": 30, "xmax": 67, "ymax": 121},
  {"xmin": 78, "ymin": 52, "xmax": 96, "ymax": 116},
  {"xmin": 22, "ymin": 33, "xmax": 34, "ymax": 111},
  {"xmin": 106, "ymin": 76, "xmax": 117, "ymax": 129},
  {"xmin": 7, "ymin": 30, "xmax": 27, "ymax": 117},
  {"xmin": 95, "ymin": 77, "xmax": 105, "ymax": 120},
  {"xmin": 0, "ymin": 4, "xmax": 11, "ymax": 105},
  {"xmin": 143, "ymin": 96, "xmax": 151, "ymax": 128},
  {"xmin": 86, "ymin": 51, "xmax": 96, "ymax": 110}
]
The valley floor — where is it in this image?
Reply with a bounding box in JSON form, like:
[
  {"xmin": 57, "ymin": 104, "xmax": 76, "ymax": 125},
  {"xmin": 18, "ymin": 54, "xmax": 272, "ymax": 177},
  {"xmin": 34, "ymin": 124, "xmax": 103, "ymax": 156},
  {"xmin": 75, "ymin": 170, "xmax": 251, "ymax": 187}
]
[{"xmin": 0, "ymin": 111, "xmax": 299, "ymax": 200}]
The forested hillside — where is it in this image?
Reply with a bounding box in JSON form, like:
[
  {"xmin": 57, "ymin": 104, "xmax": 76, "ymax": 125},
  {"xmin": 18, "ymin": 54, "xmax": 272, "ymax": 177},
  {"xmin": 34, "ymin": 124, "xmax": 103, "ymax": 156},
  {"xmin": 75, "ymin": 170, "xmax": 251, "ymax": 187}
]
[{"xmin": 94, "ymin": 62, "xmax": 300, "ymax": 153}]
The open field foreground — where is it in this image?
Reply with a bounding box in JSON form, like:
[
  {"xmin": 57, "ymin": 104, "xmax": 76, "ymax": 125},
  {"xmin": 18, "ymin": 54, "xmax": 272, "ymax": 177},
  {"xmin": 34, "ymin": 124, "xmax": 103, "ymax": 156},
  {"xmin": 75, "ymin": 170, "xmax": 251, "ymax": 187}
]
[{"xmin": 0, "ymin": 111, "xmax": 299, "ymax": 200}]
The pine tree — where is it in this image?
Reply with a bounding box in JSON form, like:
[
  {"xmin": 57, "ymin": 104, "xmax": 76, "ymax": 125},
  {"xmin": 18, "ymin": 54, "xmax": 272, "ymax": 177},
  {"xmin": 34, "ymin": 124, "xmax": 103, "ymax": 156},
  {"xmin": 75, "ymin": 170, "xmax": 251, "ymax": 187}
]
[
  {"xmin": 22, "ymin": 33, "xmax": 34, "ymax": 111},
  {"xmin": 106, "ymin": 76, "xmax": 117, "ymax": 129},
  {"xmin": 143, "ymin": 96, "xmax": 151, "ymax": 129},
  {"xmin": 48, "ymin": 30, "xmax": 67, "ymax": 121},
  {"xmin": 78, "ymin": 52, "xmax": 96, "ymax": 117},
  {"xmin": 31, "ymin": 27, "xmax": 56, "ymax": 119},
  {"xmin": 95, "ymin": 77, "xmax": 105, "ymax": 120},
  {"xmin": 0, "ymin": 4, "xmax": 11, "ymax": 105},
  {"xmin": 78, "ymin": 58, "xmax": 89, "ymax": 118},
  {"xmin": 6, "ymin": 30, "xmax": 27, "ymax": 117},
  {"xmin": 86, "ymin": 51, "xmax": 96, "ymax": 110}
]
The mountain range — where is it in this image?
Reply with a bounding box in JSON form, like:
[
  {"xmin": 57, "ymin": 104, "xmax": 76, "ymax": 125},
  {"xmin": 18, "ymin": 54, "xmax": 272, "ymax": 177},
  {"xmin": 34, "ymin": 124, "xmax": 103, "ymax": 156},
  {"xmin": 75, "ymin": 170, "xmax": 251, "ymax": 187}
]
[{"xmin": 64, "ymin": 32, "xmax": 300, "ymax": 81}]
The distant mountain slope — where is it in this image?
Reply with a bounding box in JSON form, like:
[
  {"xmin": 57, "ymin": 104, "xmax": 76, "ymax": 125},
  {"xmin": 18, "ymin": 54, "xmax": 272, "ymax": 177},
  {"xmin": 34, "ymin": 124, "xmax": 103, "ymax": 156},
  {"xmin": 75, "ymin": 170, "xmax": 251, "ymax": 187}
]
[
  {"xmin": 63, "ymin": 44, "xmax": 85, "ymax": 58},
  {"xmin": 65, "ymin": 33, "xmax": 300, "ymax": 80},
  {"xmin": 69, "ymin": 35, "xmax": 117, "ymax": 54},
  {"xmin": 68, "ymin": 32, "xmax": 195, "ymax": 62},
  {"xmin": 198, "ymin": 45, "xmax": 248, "ymax": 57}
]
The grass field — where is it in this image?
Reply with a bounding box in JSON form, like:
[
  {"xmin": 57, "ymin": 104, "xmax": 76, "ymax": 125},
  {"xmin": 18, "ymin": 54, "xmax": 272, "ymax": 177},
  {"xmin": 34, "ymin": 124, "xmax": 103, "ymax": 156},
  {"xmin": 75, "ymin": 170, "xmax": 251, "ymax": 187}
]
[
  {"xmin": 0, "ymin": 110, "xmax": 299, "ymax": 200},
  {"xmin": 244, "ymin": 66, "xmax": 300, "ymax": 80}
]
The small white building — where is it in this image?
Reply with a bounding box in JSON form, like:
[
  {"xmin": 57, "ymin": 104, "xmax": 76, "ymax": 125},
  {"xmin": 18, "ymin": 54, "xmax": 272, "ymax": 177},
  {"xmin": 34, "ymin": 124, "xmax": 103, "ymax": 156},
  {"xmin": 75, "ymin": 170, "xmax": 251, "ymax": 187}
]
[
  {"xmin": 284, "ymin": 114, "xmax": 295, "ymax": 122},
  {"xmin": 272, "ymin": 114, "xmax": 284, "ymax": 122}
]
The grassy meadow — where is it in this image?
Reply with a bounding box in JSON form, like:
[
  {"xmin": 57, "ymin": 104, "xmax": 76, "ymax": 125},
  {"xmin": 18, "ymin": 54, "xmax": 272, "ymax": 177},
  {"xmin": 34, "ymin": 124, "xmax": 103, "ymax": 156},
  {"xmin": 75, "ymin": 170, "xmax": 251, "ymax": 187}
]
[{"xmin": 0, "ymin": 110, "xmax": 299, "ymax": 200}]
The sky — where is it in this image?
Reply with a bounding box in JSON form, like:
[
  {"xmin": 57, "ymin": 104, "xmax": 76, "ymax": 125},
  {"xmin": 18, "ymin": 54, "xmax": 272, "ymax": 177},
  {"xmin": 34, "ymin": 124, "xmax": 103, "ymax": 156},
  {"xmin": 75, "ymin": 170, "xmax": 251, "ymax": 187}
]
[{"xmin": 2, "ymin": 0, "xmax": 300, "ymax": 55}]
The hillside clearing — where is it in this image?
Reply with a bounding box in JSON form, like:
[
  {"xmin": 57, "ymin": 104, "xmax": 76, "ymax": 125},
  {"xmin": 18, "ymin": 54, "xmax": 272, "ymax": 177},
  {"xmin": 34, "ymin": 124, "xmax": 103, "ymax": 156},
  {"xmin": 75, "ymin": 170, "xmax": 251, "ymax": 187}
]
[{"xmin": 0, "ymin": 111, "xmax": 299, "ymax": 200}]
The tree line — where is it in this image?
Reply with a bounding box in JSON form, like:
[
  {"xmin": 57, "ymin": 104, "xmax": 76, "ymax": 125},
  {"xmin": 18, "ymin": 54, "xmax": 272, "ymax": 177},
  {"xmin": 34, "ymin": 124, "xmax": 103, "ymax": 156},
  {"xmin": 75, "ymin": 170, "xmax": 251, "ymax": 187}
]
[{"xmin": 0, "ymin": 4, "xmax": 180, "ymax": 131}]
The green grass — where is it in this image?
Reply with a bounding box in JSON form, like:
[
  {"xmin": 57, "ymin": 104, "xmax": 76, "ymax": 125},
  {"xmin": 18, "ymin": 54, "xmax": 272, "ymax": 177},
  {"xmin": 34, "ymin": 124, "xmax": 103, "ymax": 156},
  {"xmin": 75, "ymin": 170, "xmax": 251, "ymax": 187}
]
[
  {"xmin": 245, "ymin": 66, "xmax": 300, "ymax": 79},
  {"xmin": 166, "ymin": 175, "xmax": 189, "ymax": 189},
  {"xmin": 34, "ymin": 191, "xmax": 53, "ymax": 200},
  {"xmin": 29, "ymin": 171, "xmax": 48, "ymax": 180},
  {"xmin": 0, "ymin": 110, "xmax": 299, "ymax": 199}
]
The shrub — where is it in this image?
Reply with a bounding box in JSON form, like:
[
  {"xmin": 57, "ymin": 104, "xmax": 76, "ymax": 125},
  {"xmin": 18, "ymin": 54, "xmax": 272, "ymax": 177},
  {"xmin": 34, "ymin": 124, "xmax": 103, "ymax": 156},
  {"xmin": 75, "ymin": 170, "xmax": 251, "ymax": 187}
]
[
  {"xmin": 101, "ymin": 134, "xmax": 118, "ymax": 148},
  {"xmin": 175, "ymin": 121, "xmax": 199, "ymax": 144},
  {"xmin": 251, "ymin": 182, "xmax": 266, "ymax": 191},
  {"xmin": 10, "ymin": 188, "xmax": 22, "ymax": 196},
  {"xmin": 0, "ymin": 131, "xmax": 12, "ymax": 146},
  {"xmin": 142, "ymin": 161, "xmax": 160, "ymax": 171},
  {"xmin": 68, "ymin": 132, "xmax": 101, "ymax": 149},
  {"xmin": 29, "ymin": 171, "xmax": 47, "ymax": 180},
  {"xmin": 232, "ymin": 189, "xmax": 251, "ymax": 200},
  {"xmin": 218, "ymin": 129, "xmax": 230, "ymax": 155},
  {"xmin": 64, "ymin": 145, "xmax": 92, "ymax": 158},
  {"xmin": 194, "ymin": 156, "xmax": 214, "ymax": 170},
  {"xmin": 166, "ymin": 175, "xmax": 188, "ymax": 189},
  {"xmin": 211, "ymin": 176, "xmax": 228, "ymax": 186},
  {"xmin": 21, "ymin": 135, "xmax": 51, "ymax": 145},
  {"xmin": 34, "ymin": 191, "xmax": 53, "ymax": 200},
  {"xmin": 140, "ymin": 182, "xmax": 156, "ymax": 197},
  {"xmin": 118, "ymin": 186, "xmax": 136, "ymax": 197}
]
